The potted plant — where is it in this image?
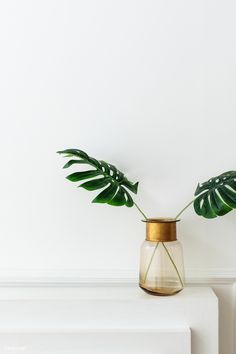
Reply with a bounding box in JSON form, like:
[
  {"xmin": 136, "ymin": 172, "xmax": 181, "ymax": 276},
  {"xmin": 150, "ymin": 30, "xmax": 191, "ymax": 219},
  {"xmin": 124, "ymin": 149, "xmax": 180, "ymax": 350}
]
[{"xmin": 58, "ymin": 148, "xmax": 236, "ymax": 296}]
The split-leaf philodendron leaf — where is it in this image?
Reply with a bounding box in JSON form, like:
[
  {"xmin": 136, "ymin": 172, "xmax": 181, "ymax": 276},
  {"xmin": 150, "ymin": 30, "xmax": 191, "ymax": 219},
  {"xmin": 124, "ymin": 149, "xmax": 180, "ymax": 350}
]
[
  {"xmin": 57, "ymin": 149, "xmax": 139, "ymax": 207},
  {"xmin": 194, "ymin": 171, "xmax": 236, "ymax": 218}
]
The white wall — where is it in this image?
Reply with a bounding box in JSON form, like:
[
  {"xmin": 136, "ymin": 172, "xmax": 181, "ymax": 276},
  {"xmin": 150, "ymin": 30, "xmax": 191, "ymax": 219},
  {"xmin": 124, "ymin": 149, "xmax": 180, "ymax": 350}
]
[
  {"xmin": 1, "ymin": 2, "xmax": 236, "ymax": 353},
  {"xmin": 1, "ymin": 0, "xmax": 236, "ymax": 291}
]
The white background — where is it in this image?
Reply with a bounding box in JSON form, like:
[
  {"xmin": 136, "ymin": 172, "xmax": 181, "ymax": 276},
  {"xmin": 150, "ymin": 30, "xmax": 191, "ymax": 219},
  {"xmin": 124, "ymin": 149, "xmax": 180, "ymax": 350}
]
[{"xmin": 1, "ymin": 0, "xmax": 236, "ymax": 277}]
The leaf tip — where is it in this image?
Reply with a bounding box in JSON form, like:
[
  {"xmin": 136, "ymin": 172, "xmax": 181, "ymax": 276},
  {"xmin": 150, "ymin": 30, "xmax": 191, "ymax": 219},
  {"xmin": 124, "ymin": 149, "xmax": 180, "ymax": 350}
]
[
  {"xmin": 66, "ymin": 174, "xmax": 75, "ymax": 181},
  {"xmin": 133, "ymin": 181, "xmax": 139, "ymax": 194}
]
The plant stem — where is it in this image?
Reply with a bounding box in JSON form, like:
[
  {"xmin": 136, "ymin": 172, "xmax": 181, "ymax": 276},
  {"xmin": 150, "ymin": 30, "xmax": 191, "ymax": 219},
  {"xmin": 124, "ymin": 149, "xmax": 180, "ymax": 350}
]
[
  {"xmin": 143, "ymin": 242, "xmax": 160, "ymax": 284},
  {"xmin": 162, "ymin": 242, "xmax": 184, "ymax": 288},
  {"xmin": 134, "ymin": 202, "xmax": 148, "ymax": 220},
  {"xmin": 175, "ymin": 199, "xmax": 195, "ymax": 220}
]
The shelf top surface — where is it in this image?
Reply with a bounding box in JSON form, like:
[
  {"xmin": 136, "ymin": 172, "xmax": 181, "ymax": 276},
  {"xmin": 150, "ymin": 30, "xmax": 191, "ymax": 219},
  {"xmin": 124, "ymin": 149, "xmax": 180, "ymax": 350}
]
[
  {"xmin": 0, "ymin": 285, "xmax": 217, "ymax": 301},
  {"xmin": 0, "ymin": 286, "xmax": 218, "ymax": 332}
]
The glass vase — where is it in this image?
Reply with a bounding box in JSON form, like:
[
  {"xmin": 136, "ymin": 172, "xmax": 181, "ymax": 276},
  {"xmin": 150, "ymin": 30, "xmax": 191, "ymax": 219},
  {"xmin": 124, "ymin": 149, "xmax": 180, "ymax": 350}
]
[{"xmin": 139, "ymin": 218, "xmax": 185, "ymax": 296}]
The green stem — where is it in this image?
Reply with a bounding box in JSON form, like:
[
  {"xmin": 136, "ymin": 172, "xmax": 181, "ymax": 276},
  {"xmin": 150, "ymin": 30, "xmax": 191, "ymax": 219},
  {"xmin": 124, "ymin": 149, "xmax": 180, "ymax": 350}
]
[
  {"xmin": 134, "ymin": 202, "xmax": 148, "ymax": 220},
  {"xmin": 175, "ymin": 199, "xmax": 195, "ymax": 220},
  {"xmin": 143, "ymin": 242, "xmax": 160, "ymax": 284},
  {"xmin": 162, "ymin": 242, "xmax": 184, "ymax": 288}
]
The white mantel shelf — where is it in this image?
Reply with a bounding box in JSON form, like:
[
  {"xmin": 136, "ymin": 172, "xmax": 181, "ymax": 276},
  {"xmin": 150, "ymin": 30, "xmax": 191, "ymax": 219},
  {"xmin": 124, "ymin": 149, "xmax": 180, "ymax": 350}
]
[{"xmin": 0, "ymin": 285, "xmax": 218, "ymax": 354}]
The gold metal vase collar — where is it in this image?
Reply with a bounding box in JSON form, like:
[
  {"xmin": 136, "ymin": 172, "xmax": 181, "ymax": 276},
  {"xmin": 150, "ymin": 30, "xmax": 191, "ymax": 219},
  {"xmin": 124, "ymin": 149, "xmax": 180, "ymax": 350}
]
[{"xmin": 144, "ymin": 218, "xmax": 180, "ymax": 242}]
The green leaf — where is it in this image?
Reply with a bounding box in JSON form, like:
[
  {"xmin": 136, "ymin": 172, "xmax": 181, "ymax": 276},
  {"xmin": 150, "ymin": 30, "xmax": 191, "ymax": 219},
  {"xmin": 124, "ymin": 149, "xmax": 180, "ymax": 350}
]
[
  {"xmin": 108, "ymin": 186, "xmax": 134, "ymax": 207},
  {"xmin": 87, "ymin": 157, "xmax": 102, "ymax": 169},
  {"xmin": 80, "ymin": 178, "xmax": 110, "ymax": 191},
  {"xmin": 211, "ymin": 190, "xmax": 232, "ymax": 216},
  {"xmin": 122, "ymin": 179, "xmax": 139, "ymax": 194},
  {"xmin": 108, "ymin": 187, "xmax": 127, "ymax": 206},
  {"xmin": 99, "ymin": 160, "xmax": 110, "ymax": 174},
  {"xmin": 124, "ymin": 189, "xmax": 134, "ymax": 207},
  {"xmin": 194, "ymin": 171, "xmax": 236, "ymax": 218},
  {"xmin": 218, "ymin": 186, "xmax": 236, "ymax": 208},
  {"xmin": 57, "ymin": 149, "xmax": 89, "ymax": 159},
  {"xmin": 92, "ymin": 184, "xmax": 118, "ymax": 204},
  {"xmin": 194, "ymin": 194, "xmax": 216, "ymax": 219},
  {"xmin": 63, "ymin": 160, "xmax": 87, "ymax": 168},
  {"xmin": 58, "ymin": 148, "xmax": 139, "ymax": 208},
  {"xmin": 108, "ymin": 163, "xmax": 118, "ymax": 179},
  {"xmin": 66, "ymin": 170, "xmax": 101, "ymax": 182}
]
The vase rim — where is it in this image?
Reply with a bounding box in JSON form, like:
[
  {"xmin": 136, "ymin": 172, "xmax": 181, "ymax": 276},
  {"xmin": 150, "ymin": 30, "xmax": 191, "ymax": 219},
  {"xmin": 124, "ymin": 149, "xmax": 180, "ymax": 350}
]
[{"xmin": 143, "ymin": 217, "xmax": 180, "ymax": 223}]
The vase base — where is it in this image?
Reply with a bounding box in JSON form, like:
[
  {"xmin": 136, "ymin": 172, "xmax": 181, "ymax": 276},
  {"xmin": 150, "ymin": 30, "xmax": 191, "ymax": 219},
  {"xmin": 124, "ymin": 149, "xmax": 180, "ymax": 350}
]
[{"xmin": 139, "ymin": 284, "xmax": 183, "ymax": 296}]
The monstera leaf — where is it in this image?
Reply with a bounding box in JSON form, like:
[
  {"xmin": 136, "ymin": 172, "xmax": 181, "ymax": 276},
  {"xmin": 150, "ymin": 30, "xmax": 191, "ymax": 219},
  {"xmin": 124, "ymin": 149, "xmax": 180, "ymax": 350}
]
[
  {"xmin": 194, "ymin": 171, "xmax": 236, "ymax": 218},
  {"xmin": 57, "ymin": 149, "xmax": 139, "ymax": 207}
]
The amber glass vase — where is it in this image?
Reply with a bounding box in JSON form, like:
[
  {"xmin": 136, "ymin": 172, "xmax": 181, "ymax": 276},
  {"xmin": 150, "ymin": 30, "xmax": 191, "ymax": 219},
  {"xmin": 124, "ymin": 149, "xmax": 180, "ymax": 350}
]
[{"xmin": 139, "ymin": 218, "xmax": 184, "ymax": 296}]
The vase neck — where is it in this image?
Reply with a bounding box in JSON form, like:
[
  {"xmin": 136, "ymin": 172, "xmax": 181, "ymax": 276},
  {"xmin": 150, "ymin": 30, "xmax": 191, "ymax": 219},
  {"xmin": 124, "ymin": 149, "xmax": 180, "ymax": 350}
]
[{"xmin": 145, "ymin": 218, "xmax": 179, "ymax": 242}]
